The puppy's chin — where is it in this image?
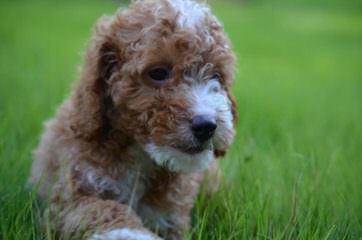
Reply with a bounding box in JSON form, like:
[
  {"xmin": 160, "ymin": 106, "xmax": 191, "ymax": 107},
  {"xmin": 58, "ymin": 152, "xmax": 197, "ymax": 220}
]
[{"xmin": 144, "ymin": 143, "xmax": 214, "ymax": 173}]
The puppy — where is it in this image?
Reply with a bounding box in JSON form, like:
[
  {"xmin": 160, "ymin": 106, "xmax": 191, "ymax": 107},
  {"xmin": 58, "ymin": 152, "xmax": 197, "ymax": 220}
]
[{"xmin": 29, "ymin": 0, "xmax": 236, "ymax": 239}]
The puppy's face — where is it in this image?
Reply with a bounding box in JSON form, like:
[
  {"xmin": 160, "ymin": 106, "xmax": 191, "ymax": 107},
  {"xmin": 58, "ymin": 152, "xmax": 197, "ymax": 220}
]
[{"xmin": 93, "ymin": 0, "xmax": 236, "ymax": 173}]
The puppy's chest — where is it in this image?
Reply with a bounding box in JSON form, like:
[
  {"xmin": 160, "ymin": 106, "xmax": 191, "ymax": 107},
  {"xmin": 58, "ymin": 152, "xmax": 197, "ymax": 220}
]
[
  {"xmin": 82, "ymin": 146, "xmax": 189, "ymax": 230},
  {"xmin": 113, "ymin": 168, "xmax": 176, "ymax": 208},
  {"xmin": 86, "ymin": 162, "xmax": 173, "ymax": 208},
  {"xmin": 90, "ymin": 165, "xmax": 176, "ymax": 231}
]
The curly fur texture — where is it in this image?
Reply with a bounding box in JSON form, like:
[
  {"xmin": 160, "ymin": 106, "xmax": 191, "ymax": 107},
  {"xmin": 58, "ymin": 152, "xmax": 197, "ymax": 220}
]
[{"xmin": 28, "ymin": 0, "xmax": 236, "ymax": 239}]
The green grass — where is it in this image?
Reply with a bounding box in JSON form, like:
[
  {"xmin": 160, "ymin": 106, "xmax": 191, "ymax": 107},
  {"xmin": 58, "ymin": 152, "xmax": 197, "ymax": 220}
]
[{"xmin": 1, "ymin": 0, "xmax": 361, "ymax": 239}]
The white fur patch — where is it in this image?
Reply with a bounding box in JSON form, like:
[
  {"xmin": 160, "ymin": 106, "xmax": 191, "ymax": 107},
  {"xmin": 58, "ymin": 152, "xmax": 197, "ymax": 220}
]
[
  {"xmin": 145, "ymin": 143, "xmax": 213, "ymax": 173},
  {"xmin": 189, "ymin": 79, "xmax": 234, "ymax": 150},
  {"xmin": 190, "ymin": 80, "xmax": 233, "ymax": 127},
  {"xmin": 89, "ymin": 228, "xmax": 162, "ymax": 240},
  {"xmin": 168, "ymin": 0, "xmax": 210, "ymax": 30}
]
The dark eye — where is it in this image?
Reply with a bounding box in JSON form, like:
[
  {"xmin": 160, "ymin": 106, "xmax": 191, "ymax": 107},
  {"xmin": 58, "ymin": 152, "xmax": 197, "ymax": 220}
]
[
  {"xmin": 211, "ymin": 73, "xmax": 221, "ymax": 80},
  {"xmin": 148, "ymin": 67, "xmax": 170, "ymax": 82}
]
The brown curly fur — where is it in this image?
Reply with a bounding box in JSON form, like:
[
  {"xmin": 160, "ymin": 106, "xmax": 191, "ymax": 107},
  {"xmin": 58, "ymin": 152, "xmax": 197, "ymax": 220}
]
[{"xmin": 28, "ymin": 1, "xmax": 236, "ymax": 239}]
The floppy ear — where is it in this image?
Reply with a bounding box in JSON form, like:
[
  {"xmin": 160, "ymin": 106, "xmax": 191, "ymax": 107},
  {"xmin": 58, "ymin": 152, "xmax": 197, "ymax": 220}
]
[
  {"xmin": 228, "ymin": 90, "xmax": 238, "ymax": 125},
  {"xmin": 70, "ymin": 17, "xmax": 121, "ymax": 141},
  {"xmin": 214, "ymin": 88, "xmax": 237, "ymax": 158}
]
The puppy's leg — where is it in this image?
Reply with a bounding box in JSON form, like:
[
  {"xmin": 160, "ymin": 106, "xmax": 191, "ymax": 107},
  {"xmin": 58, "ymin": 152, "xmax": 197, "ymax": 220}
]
[
  {"xmin": 202, "ymin": 160, "xmax": 223, "ymax": 196},
  {"xmin": 162, "ymin": 210, "xmax": 192, "ymax": 240},
  {"xmin": 49, "ymin": 196, "xmax": 162, "ymax": 240},
  {"xmin": 158, "ymin": 163, "xmax": 222, "ymax": 240},
  {"xmin": 139, "ymin": 204, "xmax": 192, "ymax": 240}
]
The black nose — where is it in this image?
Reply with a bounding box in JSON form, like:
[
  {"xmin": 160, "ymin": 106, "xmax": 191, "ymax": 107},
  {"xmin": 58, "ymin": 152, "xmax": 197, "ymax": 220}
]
[{"xmin": 191, "ymin": 115, "xmax": 217, "ymax": 142}]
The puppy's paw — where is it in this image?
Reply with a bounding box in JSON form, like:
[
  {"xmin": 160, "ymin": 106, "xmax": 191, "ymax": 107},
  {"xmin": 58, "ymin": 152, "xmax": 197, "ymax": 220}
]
[{"xmin": 89, "ymin": 228, "xmax": 163, "ymax": 240}]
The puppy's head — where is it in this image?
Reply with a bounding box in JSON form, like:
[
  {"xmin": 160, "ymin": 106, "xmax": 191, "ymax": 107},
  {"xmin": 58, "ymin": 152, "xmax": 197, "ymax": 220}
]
[{"xmin": 73, "ymin": 0, "xmax": 237, "ymax": 173}]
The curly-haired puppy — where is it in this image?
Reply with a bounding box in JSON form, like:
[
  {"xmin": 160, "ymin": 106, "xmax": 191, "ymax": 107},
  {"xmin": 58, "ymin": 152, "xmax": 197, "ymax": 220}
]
[{"xmin": 29, "ymin": 0, "xmax": 236, "ymax": 239}]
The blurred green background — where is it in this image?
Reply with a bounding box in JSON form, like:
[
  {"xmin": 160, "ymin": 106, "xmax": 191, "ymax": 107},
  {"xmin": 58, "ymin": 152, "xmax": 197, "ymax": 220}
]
[{"xmin": 0, "ymin": 0, "xmax": 361, "ymax": 239}]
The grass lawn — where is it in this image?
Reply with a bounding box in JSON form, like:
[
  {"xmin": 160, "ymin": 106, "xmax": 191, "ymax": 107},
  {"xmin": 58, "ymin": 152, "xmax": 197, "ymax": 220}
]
[{"xmin": 0, "ymin": 0, "xmax": 361, "ymax": 239}]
